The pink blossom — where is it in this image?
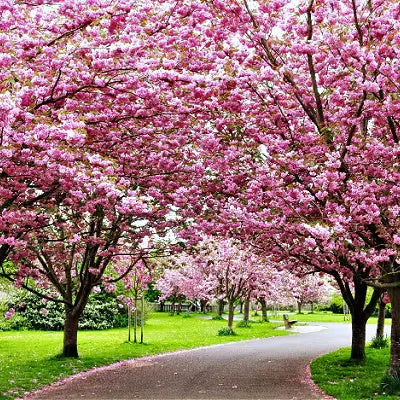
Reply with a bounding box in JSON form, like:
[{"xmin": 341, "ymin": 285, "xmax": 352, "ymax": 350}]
[{"xmin": 4, "ymin": 308, "xmax": 15, "ymax": 320}]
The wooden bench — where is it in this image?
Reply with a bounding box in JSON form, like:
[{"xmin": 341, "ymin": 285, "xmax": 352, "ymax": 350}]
[{"xmin": 283, "ymin": 314, "xmax": 297, "ymax": 329}]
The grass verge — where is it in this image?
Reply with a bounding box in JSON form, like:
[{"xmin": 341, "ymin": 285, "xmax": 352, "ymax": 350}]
[
  {"xmin": 311, "ymin": 346, "xmax": 397, "ymax": 399},
  {"xmin": 0, "ymin": 312, "xmax": 288, "ymax": 399},
  {"xmin": 278, "ymin": 311, "xmax": 391, "ymax": 325}
]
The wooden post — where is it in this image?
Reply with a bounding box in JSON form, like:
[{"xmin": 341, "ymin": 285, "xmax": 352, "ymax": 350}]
[
  {"xmin": 140, "ymin": 296, "xmax": 144, "ymax": 344},
  {"xmin": 128, "ymin": 305, "xmax": 131, "ymax": 342},
  {"xmin": 134, "ymin": 295, "xmax": 138, "ymax": 343}
]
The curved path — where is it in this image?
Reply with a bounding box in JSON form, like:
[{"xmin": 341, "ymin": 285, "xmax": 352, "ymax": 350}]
[{"xmin": 26, "ymin": 323, "xmax": 386, "ymax": 400}]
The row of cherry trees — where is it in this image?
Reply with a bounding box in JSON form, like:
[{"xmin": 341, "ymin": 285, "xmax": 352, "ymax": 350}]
[
  {"xmin": 156, "ymin": 238, "xmax": 329, "ymax": 332},
  {"xmin": 2, "ymin": 0, "xmax": 400, "ymax": 376}
]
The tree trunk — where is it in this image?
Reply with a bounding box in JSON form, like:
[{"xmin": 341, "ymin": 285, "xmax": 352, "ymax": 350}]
[
  {"xmin": 334, "ymin": 273, "xmax": 381, "ymax": 361},
  {"xmin": 140, "ymin": 296, "xmax": 144, "ymax": 344},
  {"xmin": 297, "ymin": 301, "xmax": 302, "ymax": 314},
  {"xmin": 376, "ymin": 296, "xmax": 386, "ymax": 339},
  {"xmin": 160, "ymin": 301, "xmax": 164, "ymax": 312},
  {"xmin": 63, "ymin": 309, "xmax": 79, "ymax": 357},
  {"xmin": 259, "ymin": 298, "xmax": 268, "ymax": 322},
  {"xmin": 200, "ymin": 299, "xmax": 207, "ymax": 313},
  {"xmin": 128, "ymin": 305, "xmax": 131, "ymax": 342},
  {"xmin": 310, "ymin": 303, "xmax": 314, "ymax": 313},
  {"xmin": 227, "ymin": 300, "xmax": 235, "ymax": 333},
  {"xmin": 388, "ymin": 287, "xmax": 400, "ymax": 375},
  {"xmin": 134, "ymin": 296, "xmax": 138, "ymax": 343},
  {"xmin": 217, "ymin": 300, "xmax": 224, "ymax": 317},
  {"xmin": 243, "ymin": 296, "xmax": 250, "ymax": 323},
  {"xmin": 239, "ymin": 301, "xmax": 243, "ymax": 314},
  {"xmin": 350, "ymin": 312, "xmax": 366, "ymax": 360},
  {"xmin": 177, "ymin": 298, "xmax": 182, "ymax": 315}
]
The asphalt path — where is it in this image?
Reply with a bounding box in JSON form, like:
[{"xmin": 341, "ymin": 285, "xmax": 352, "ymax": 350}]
[{"xmin": 25, "ymin": 322, "xmax": 388, "ymax": 400}]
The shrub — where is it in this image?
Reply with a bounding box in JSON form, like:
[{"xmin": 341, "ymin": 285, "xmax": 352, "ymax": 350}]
[
  {"xmin": 217, "ymin": 327, "xmax": 236, "ymax": 336},
  {"xmin": 381, "ymin": 372, "xmax": 400, "ymax": 396},
  {"xmin": 370, "ymin": 335, "xmax": 389, "ymax": 349},
  {"xmin": 79, "ymin": 294, "xmax": 120, "ymax": 330},
  {"xmin": 211, "ymin": 315, "xmax": 224, "ymax": 320},
  {"xmin": 385, "ymin": 303, "xmax": 392, "ymax": 318},
  {"xmin": 5, "ymin": 290, "xmax": 127, "ymax": 330},
  {"xmin": 8, "ymin": 314, "xmax": 28, "ymax": 331},
  {"xmin": 329, "ymin": 294, "xmax": 344, "ymax": 314},
  {"xmin": 236, "ymin": 320, "xmax": 251, "ymax": 328},
  {"xmin": 8, "ymin": 292, "xmax": 65, "ymax": 331}
]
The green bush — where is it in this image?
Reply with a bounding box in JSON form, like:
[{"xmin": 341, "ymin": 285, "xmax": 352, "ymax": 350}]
[
  {"xmin": 217, "ymin": 327, "xmax": 236, "ymax": 336},
  {"xmin": 79, "ymin": 294, "xmax": 120, "ymax": 330},
  {"xmin": 370, "ymin": 335, "xmax": 389, "ymax": 349},
  {"xmin": 236, "ymin": 320, "xmax": 251, "ymax": 328},
  {"xmin": 385, "ymin": 303, "xmax": 392, "ymax": 318},
  {"xmin": 329, "ymin": 294, "xmax": 344, "ymax": 314},
  {"xmin": 381, "ymin": 372, "xmax": 400, "ymax": 395},
  {"xmin": 5, "ymin": 290, "xmax": 126, "ymax": 330}
]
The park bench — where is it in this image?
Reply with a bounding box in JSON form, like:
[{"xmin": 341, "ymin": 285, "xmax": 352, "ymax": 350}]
[{"xmin": 283, "ymin": 314, "xmax": 297, "ymax": 329}]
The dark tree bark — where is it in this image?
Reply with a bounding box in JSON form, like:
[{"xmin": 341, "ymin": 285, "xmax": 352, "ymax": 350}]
[
  {"xmin": 259, "ymin": 297, "xmax": 268, "ymax": 322},
  {"xmin": 217, "ymin": 300, "xmax": 225, "ymax": 317},
  {"xmin": 177, "ymin": 296, "xmax": 182, "ymax": 315},
  {"xmin": 350, "ymin": 312, "xmax": 367, "ymax": 360},
  {"xmin": 335, "ymin": 273, "xmax": 381, "ymax": 361},
  {"xmin": 243, "ymin": 296, "xmax": 250, "ymax": 323},
  {"xmin": 388, "ymin": 287, "xmax": 400, "ymax": 375},
  {"xmin": 297, "ymin": 301, "xmax": 302, "ymax": 314},
  {"xmin": 63, "ymin": 308, "xmax": 79, "ymax": 357},
  {"xmin": 227, "ymin": 300, "xmax": 235, "ymax": 333},
  {"xmin": 239, "ymin": 301, "xmax": 243, "ymax": 314},
  {"xmin": 62, "ymin": 286, "xmax": 92, "ymax": 357},
  {"xmin": 376, "ymin": 295, "xmax": 386, "ymax": 339},
  {"xmin": 200, "ymin": 299, "xmax": 207, "ymax": 313}
]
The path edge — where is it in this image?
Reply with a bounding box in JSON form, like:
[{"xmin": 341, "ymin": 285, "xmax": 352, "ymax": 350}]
[{"xmin": 305, "ymin": 363, "xmax": 337, "ymax": 400}]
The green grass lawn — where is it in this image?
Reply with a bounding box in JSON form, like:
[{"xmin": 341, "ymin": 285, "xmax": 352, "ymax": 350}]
[
  {"xmin": 311, "ymin": 346, "xmax": 397, "ymax": 400},
  {"xmin": 0, "ymin": 312, "xmax": 289, "ymax": 399},
  {"xmin": 278, "ymin": 311, "xmax": 390, "ymax": 325}
]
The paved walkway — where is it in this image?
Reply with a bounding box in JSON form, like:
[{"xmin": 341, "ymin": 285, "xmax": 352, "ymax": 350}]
[{"xmin": 24, "ymin": 323, "xmax": 386, "ymax": 400}]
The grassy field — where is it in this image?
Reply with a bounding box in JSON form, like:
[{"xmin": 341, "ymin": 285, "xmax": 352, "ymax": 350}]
[
  {"xmin": 311, "ymin": 346, "xmax": 397, "ymax": 400},
  {"xmin": 272, "ymin": 310, "xmax": 390, "ymax": 325},
  {"xmin": 0, "ymin": 312, "xmax": 289, "ymax": 399}
]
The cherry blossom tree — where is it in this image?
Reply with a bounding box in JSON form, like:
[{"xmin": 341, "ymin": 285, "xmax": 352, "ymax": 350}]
[
  {"xmin": 1, "ymin": 0, "xmax": 212, "ymax": 357},
  {"xmin": 157, "ymin": 251, "xmax": 219, "ymax": 314},
  {"xmin": 289, "ymin": 274, "xmax": 330, "ymax": 314},
  {"xmin": 165, "ymin": 238, "xmax": 263, "ymax": 333},
  {"xmin": 157, "ymin": 268, "xmax": 190, "ymax": 314},
  {"xmin": 179, "ymin": 0, "xmax": 399, "ymax": 366}
]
